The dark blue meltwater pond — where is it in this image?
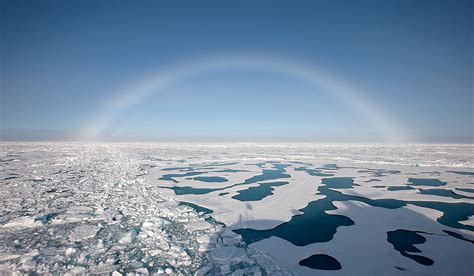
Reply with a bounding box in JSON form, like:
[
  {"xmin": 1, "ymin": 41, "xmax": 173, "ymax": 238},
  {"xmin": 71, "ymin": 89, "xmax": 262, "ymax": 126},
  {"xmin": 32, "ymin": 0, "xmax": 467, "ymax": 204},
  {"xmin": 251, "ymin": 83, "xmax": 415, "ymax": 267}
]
[
  {"xmin": 232, "ymin": 181, "xmax": 288, "ymax": 201},
  {"xmin": 418, "ymin": 188, "xmax": 474, "ymax": 199},
  {"xmin": 159, "ymin": 162, "xmax": 291, "ymax": 195},
  {"xmin": 234, "ymin": 196, "xmax": 354, "ymax": 246},
  {"xmin": 321, "ymin": 177, "xmax": 359, "ymax": 189},
  {"xmin": 234, "ymin": 177, "xmax": 400, "ymax": 248},
  {"xmin": 192, "ymin": 176, "xmax": 228, "ymax": 183},
  {"xmin": 234, "ymin": 178, "xmax": 358, "ymax": 246},
  {"xmin": 387, "ymin": 186, "xmax": 415, "ymax": 191},
  {"xmin": 408, "ymin": 178, "xmax": 447, "ymax": 187},
  {"xmin": 294, "ymin": 166, "xmax": 334, "ymax": 177},
  {"xmin": 299, "ymin": 254, "xmax": 342, "ymax": 270},
  {"xmin": 240, "ymin": 163, "xmax": 291, "ymax": 185},
  {"xmin": 179, "ymin": 201, "xmax": 214, "ymax": 214},
  {"xmin": 234, "ymin": 175, "xmax": 474, "ymax": 272},
  {"xmin": 387, "ymin": 229, "xmax": 434, "ymax": 266},
  {"xmin": 446, "ymin": 171, "xmax": 474, "ymax": 176},
  {"xmin": 159, "ymin": 171, "xmax": 204, "ymax": 183}
]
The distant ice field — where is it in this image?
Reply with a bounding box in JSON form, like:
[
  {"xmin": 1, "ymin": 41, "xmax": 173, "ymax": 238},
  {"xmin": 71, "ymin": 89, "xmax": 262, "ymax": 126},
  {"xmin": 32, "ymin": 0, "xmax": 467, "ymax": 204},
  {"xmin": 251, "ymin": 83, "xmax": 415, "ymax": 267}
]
[{"xmin": 0, "ymin": 143, "xmax": 473, "ymax": 275}]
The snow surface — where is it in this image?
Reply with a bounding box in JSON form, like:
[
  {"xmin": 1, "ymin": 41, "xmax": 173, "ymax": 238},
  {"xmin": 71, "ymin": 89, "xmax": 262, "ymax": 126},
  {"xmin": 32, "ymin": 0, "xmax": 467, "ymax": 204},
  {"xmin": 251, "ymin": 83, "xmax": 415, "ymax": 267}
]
[{"xmin": 0, "ymin": 143, "xmax": 472, "ymax": 275}]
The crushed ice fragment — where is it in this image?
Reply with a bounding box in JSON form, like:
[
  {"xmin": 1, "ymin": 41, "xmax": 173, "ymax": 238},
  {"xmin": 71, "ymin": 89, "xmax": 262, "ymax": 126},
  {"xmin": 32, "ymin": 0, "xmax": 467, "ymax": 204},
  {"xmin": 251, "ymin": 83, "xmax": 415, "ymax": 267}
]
[
  {"xmin": 69, "ymin": 225, "xmax": 102, "ymax": 242},
  {"xmin": 117, "ymin": 227, "xmax": 140, "ymax": 244},
  {"xmin": 2, "ymin": 217, "xmax": 43, "ymax": 228}
]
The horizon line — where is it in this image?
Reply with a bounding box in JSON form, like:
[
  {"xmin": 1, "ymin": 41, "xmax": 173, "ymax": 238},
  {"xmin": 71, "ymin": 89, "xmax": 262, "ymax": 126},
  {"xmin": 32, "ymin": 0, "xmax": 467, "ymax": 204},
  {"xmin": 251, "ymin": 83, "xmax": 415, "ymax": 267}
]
[{"xmin": 0, "ymin": 140, "xmax": 472, "ymax": 145}]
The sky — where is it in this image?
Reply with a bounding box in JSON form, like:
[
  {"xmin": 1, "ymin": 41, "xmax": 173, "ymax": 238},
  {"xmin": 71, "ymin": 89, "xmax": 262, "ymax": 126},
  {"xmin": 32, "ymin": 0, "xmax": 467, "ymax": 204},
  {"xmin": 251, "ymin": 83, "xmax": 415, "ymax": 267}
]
[{"xmin": 0, "ymin": 0, "xmax": 472, "ymax": 143}]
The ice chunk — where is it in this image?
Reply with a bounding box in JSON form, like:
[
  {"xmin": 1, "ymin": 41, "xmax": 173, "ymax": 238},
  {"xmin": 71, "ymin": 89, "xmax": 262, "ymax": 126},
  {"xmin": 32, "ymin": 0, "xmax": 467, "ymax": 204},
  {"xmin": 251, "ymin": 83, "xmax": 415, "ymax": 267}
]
[
  {"xmin": 142, "ymin": 217, "xmax": 168, "ymax": 229},
  {"xmin": 185, "ymin": 220, "xmax": 212, "ymax": 232},
  {"xmin": 69, "ymin": 225, "xmax": 101, "ymax": 242},
  {"xmin": 117, "ymin": 227, "xmax": 140, "ymax": 244},
  {"xmin": 135, "ymin": 267, "xmax": 149, "ymax": 274},
  {"xmin": 67, "ymin": 206, "xmax": 94, "ymax": 214},
  {"xmin": 65, "ymin": 247, "xmax": 76, "ymax": 255},
  {"xmin": 459, "ymin": 215, "xmax": 474, "ymax": 227},
  {"xmin": 221, "ymin": 229, "xmax": 241, "ymax": 246},
  {"xmin": 2, "ymin": 217, "xmax": 43, "ymax": 228},
  {"xmin": 209, "ymin": 247, "xmax": 246, "ymax": 264},
  {"xmin": 91, "ymin": 263, "xmax": 117, "ymax": 274}
]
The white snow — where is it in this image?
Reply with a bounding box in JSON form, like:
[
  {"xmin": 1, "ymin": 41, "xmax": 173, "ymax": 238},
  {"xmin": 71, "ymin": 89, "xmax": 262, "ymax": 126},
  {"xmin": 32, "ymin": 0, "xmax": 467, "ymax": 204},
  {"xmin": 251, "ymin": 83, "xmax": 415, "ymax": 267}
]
[{"xmin": 0, "ymin": 142, "xmax": 472, "ymax": 275}]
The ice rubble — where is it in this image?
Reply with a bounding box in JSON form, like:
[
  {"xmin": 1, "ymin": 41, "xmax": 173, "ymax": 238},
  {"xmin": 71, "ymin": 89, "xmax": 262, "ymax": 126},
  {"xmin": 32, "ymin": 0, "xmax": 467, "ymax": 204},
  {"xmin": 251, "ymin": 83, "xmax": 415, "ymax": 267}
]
[{"xmin": 0, "ymin": 143, "xmax": 288, "ymax": 275}]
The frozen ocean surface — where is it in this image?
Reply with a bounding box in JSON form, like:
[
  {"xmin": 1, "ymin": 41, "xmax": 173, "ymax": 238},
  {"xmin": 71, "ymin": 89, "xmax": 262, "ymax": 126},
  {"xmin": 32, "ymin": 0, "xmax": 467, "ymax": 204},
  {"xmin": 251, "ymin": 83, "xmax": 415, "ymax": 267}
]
[{"xmin": 0, "ymin": 143, "xmax": 473, "ymax": 275}]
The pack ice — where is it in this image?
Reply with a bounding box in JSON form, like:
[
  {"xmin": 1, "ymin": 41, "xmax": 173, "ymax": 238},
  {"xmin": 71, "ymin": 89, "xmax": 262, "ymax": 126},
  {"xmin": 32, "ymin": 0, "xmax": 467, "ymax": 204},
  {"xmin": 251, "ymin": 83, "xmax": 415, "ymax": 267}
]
[{"xmin": 0, "ymin": 143, "xmax": 472, "ymax": 275}]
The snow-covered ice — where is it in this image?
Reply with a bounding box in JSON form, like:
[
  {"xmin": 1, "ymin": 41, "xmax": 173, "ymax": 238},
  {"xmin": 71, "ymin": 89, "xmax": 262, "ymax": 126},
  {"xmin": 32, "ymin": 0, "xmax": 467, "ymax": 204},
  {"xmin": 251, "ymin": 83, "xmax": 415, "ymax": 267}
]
[{"xmin": 0, "ymin": 143, "xmax": 472, "ymax": 275}]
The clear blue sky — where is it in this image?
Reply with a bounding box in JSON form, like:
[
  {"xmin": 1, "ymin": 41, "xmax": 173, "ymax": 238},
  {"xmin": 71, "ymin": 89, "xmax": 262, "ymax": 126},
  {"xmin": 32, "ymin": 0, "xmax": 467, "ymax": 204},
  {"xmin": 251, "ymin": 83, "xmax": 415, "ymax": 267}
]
[{"xmin": 1, "ymin": 0, "xmax": 472, "ymax": 142}]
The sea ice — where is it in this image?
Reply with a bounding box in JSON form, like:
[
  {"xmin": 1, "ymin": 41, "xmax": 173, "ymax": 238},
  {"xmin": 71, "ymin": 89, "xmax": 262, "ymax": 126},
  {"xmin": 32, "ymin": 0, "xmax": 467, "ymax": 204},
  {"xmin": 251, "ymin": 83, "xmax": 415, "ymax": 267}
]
[{"xmin": 0, "ymin": 143, "xmax": 472, "ymax": 275}]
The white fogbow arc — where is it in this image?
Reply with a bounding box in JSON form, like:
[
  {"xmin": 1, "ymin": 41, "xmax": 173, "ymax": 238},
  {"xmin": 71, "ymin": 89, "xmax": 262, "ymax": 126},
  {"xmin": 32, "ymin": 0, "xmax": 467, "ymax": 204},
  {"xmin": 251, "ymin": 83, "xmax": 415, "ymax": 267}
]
[{"xmin": 76, "ymin": 55, "xmax": 407, "ymax": 141}]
